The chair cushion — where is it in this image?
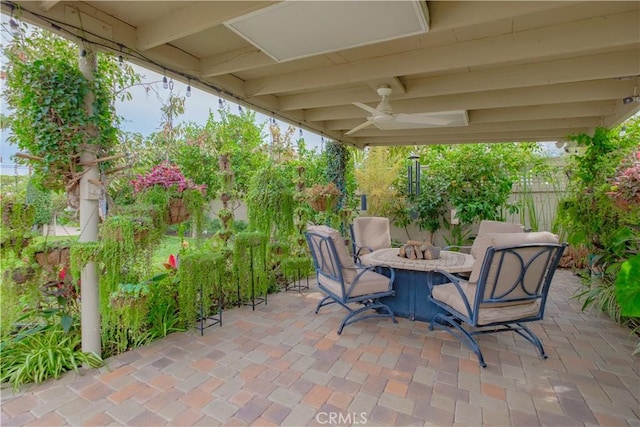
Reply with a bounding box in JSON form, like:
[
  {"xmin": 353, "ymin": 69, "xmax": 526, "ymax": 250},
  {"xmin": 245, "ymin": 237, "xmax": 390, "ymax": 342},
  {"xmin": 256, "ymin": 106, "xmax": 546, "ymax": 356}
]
[
  {"xmin": 469, "ymin": 221, "xmax": 524, "ymax": 264},
  {"xmin": 469, "ymin": 231, "xmax": 558, "ymax": 283},
  {"xmin": 319, "ymin": 269, "xmax": 391, "ymax": 298},
  {"xmin": 352, "ymin": 217, "xmax": 391, "ymax": 254},
  {"xmin": 307, "ymin": 225, "xmax": 357, "ymax": 283},
  {"xmin": 432, "ymin": 281, "xmax": 541, "ymax": 325},
  {"xmin": 467, "ymin": 224, "xmax": 526, "ymax": 283}
]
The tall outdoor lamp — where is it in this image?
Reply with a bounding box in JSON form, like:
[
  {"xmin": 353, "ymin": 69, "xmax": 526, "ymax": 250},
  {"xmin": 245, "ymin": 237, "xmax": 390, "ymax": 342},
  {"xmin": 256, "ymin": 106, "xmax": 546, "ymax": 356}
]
[{"xmin": 408, "ymin": 154, "xmax": 421, "ymax": 197}]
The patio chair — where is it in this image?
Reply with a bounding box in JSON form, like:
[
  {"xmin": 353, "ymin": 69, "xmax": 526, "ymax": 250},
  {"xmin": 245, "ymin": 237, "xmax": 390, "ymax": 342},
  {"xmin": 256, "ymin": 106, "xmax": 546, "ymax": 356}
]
[
  {"xmin": 427, "ymin": 231, "xmax": 566, "ymax": 367},
  {"xmin": 445, "ymin": 219, "xmax": 524, "ymax": 256},
  {"xmin": 349, "ymin": 216, "xmax": 392, "ymax": 263},
  {"xmin": 305, "ymin": 225, "xmax": 397, "ymax": 334}
]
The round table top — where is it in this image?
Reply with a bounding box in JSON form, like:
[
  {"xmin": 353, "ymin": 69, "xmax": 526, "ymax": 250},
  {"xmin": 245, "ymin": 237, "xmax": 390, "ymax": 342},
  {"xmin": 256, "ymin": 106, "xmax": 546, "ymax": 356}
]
[{"xmin": 359, "ymin": 248, "xmax": 474, "ymax": 274}]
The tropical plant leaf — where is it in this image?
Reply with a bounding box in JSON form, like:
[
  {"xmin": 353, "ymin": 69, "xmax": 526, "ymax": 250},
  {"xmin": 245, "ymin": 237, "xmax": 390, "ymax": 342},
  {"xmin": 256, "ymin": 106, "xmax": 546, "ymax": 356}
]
[{"xmin": 615, "ymin": 253, "xmax": 640, "ymax": 317}]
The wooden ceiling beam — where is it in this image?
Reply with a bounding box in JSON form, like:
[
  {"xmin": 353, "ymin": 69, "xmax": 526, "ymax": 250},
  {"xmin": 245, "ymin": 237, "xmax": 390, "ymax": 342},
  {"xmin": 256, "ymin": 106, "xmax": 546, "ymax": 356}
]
[
  {"xmin": 354, "ymin": 128, "xmax": 589, "ymax": 147},
  {"xmin": 342, "ymin": 117, "xmax": 604, "ymax": 138},
  {"xmin": 305, "ymin": 79, "xmax": 636, "ymax": 122},
  {"xmin": 245, "ymin": 11, "xmax": 638, "ymax": 96},
  {"xmin": 136, "ymin": 2, "xmax": 270, "ymax": 51},
  {"xmin": 279, "ymin": 49, "xmax": 639, "ymax": 111},
  {"xmin": 201, "ymin": 47, "xmax": 274, "ymax": 77},
  {"xmin": 326, "ymin": 101, "xmax": 617, "ymax": 131}
]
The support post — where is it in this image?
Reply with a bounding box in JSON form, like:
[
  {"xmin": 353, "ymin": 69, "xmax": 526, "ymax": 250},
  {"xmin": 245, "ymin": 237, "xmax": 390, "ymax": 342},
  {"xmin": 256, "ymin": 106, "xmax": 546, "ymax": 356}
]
[{"xmin": 78, "ymin": 46, "xmax": 101, "ymax": 357}]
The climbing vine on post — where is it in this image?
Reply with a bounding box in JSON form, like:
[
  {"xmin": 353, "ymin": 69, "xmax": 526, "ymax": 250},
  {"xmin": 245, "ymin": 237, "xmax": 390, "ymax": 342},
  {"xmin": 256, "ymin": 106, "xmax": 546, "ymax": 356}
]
[{"xmin": 2, "ymin": 29, "xmax": 139, "ymax": 206}]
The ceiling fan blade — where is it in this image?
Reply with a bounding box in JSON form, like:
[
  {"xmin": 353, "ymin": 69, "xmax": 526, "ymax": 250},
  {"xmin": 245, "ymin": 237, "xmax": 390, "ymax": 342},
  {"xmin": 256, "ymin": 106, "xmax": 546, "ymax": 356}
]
[
  {"xmin": 393, "ymin": 113, "xmax": 452, "ymax": 126},
  {"xmin": 353, "ymin": 102, "xmax": 381, "ymax": 116},
  {"xmin": 345, "ymin": 118, "xmax": 375, "ymax": 135}
]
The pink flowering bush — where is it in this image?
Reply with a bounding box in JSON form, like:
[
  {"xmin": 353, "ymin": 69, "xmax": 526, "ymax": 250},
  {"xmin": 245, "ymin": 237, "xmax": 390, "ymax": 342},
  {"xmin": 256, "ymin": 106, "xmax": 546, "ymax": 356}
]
[
  {"xmin": 131, "ymin": 162, "xmax": 206, "ymax": 195},
  {"xmin": 608, "ymin": 155, "xmax": 640, "ymax": 209},
  {"xmin": 130, "ymin": 162, "xmax": 207, "ymax": 228}
]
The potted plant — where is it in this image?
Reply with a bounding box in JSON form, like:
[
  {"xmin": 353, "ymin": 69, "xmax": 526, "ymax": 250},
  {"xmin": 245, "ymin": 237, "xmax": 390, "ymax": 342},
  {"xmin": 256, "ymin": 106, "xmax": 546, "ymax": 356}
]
[
  {"xmin": 305, "ymin": 182, "xmax": 341, "ymax": 212},
  {"xmin": 131, "ymin": 162, "xmax": 207, "ymax": 227}
]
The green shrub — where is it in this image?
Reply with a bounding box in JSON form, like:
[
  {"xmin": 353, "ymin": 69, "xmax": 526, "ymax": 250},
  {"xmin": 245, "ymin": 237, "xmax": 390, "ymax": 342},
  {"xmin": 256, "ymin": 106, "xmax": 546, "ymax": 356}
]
[{"xmin": 1, "ymin": 324, "xmax": 102, "ymax": 390}]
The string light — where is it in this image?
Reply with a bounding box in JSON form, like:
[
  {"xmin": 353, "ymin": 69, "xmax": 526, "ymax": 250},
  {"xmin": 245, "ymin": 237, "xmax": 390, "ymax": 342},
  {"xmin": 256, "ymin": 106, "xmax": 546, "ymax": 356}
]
[
  {"xmin": 186, "ymin": 80, "xmax": 191, "ymax": 97},
  {"xmin": 238, "ymin": 105, "xmax": 243, "ymax": 113},
  {"xmin": 162, "ymin": 70, "xmax": 168, "ymax": 90},
  {"xmin": 9, "ymin": 5, "xmax": 20, "ymax": 36},
  {"xmin": 299, "ymin": 129, "xmax": 303, "ymax": 138},
  {"xmin": 218, "ymin": 98, "xmax": 224, "ymax": 109}
]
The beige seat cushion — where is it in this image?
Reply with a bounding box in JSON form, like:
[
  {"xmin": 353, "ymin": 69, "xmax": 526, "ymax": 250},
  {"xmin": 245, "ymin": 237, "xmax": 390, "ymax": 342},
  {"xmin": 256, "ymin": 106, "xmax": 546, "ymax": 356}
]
[
  {"xmin": 432, "ymin": 281, "xmax": 541, "ymax": 325},
  {"xmin": 352, "ymin": 217, "xmax": 391, "ymax": 254},
  {"xmin": 319, "ymin": 269, "xmax": 391, "ymax": 298},
  {"xmin": 308, "ymin": 225, "xmax": 357, "ymax": 283}
]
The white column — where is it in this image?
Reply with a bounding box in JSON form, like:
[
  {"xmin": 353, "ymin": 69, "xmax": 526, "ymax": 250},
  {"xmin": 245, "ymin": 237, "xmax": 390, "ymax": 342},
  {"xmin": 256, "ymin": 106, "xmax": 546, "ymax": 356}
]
[{"xmin": 78, "ymin": 47, "xmax": 101, "ymax": 356}]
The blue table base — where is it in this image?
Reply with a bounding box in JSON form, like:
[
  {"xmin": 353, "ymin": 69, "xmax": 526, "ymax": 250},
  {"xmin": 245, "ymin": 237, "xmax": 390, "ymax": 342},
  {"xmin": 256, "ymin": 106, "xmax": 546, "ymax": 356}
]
[{"xmin": 377, "ymin": 268, "xmax": 449, "ymax": 322}]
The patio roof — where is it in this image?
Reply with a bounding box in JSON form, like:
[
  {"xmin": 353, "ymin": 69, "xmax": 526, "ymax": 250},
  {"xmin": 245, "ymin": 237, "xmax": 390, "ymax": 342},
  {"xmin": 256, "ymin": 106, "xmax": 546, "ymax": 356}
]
[{"xmin": 4, "ymin": 1, "xmax": 640, "ymax": 147}]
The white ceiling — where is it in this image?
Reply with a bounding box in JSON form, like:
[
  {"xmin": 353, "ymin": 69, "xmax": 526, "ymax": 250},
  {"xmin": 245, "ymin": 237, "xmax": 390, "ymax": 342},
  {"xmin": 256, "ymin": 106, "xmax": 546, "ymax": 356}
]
[{"xmin": 5, "ymin": 0, "xmax": 640, "ymax": 148}]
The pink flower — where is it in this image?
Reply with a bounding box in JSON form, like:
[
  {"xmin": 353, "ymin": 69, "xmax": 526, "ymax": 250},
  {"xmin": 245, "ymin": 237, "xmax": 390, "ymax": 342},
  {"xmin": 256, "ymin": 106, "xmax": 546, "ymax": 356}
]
[
  {"xmin": 163, "ymin": 254, "xmax": 177, "ymax": 270},
  {"xmin": 131, "ymin": 162, "xmax": 206, "ymax": 195}
]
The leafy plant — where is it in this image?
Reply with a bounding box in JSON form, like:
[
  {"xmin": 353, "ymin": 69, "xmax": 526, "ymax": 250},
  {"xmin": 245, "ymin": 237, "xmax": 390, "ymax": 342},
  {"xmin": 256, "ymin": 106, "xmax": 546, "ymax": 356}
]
[
  {"xmin": 305, "ymin": 182, "xmax": 341, "ymax": 212},
  {"xmin": 107, "ymin": 282, "xmax": 152, "ymax": 354},
  {"xmin": 2, "ymin": 28, "xmax": 137, "ymax": 197},
  {"xmin": 1, "ymin": 324, "xmax": 102, "ymax": 390},
  {"xmin": 354, "ymin": 147, "xmax": 403, "ymax": 217},
  {"xmin": 177, "ymin": 246, "xmax": 228, "ymax": 327},
  {"xmin": 0, "ymin": 192, "xmax": 37, "ymax": 258},
  {"xmin": 233, "ymin": 231, "xmax": 269, "ymax": 303},
  {"xmin": 132, "ymin": 162, "xmax": 207, "ymax": 234},
  {"xmin": 247, "ymin": 163, "xmax": 295, "ymax": 242},
  {"xmin": 557, "ymin": 120, "xmax": 639, "ymax": 338}
]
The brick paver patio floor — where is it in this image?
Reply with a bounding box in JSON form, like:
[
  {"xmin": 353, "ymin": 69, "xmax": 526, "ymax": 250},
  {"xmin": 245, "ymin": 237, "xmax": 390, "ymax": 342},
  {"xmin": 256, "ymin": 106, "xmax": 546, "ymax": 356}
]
[{"xmin": 1, "ymin": 269, "xmax": 638, "ymax": 426}]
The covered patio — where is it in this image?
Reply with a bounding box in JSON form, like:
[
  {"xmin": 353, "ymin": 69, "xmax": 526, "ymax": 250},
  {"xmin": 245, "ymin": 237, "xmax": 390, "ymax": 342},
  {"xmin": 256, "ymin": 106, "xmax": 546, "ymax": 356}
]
[
  {"xmin": 1, "ymin": 2, "xmax": 638, "ymax": 425},
  {"xmin": 2, "ymin": 270, "xmax": 638, "ymax": 426}
]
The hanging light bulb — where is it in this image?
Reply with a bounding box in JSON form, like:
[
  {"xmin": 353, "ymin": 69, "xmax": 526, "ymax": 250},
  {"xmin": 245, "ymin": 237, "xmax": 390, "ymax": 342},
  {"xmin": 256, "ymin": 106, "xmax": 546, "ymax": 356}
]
[
  {"xmin": 162, "ymin": 70, "xmax": 168, "ymax": 90},
  {"xmin": 9, "ymin": 18, "xmax": 19, "ymax": 35},
  {"xmin": 299, "ymin": 129, "xmax": 303, "ymax": 138},
  {"xmin": 218, "ymin": 98, "xmax": 224, "ymax": 109},
  {"xmin": 9, "ymin": 6, "xmax": 20, "ymax": 36},
  {"xmin": 186, "ymin": 80, "xmax": 191, "ymax": 98},
  {"xmin": 238, "ymin": 105, "xmax": 243, "ymax": 113}
]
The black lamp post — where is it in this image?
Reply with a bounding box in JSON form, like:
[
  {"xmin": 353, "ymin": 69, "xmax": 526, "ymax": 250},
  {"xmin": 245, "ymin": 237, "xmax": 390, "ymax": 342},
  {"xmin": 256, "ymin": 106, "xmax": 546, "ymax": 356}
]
[{"xmin": 408, "ymin": 154, "xmax": 420, "ymax": 197}]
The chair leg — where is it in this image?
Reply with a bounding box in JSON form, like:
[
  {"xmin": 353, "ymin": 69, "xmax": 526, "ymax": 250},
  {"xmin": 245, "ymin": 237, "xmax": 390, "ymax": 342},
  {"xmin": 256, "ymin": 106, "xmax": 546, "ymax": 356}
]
[
  {"xmin": 337, "ymin": 299, "xmax": 397, "ymax": 335},
  {"xmin": 430, "ymin": 314, "xmax": 487, "ymax": 368},
  {"xmin": 315, "ymin": 295, "xmax": 335, "ymax": 314},
  {"xmin": 514, "ymin": 323, "xmax": 548, "ymax": 359}
]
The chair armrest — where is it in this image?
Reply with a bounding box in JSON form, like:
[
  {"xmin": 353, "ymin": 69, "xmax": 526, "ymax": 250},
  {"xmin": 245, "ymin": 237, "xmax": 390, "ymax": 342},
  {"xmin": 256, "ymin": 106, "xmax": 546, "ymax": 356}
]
[{"xmin": 356, "ymin": 245, "xmax": 375, "ymax": 256}]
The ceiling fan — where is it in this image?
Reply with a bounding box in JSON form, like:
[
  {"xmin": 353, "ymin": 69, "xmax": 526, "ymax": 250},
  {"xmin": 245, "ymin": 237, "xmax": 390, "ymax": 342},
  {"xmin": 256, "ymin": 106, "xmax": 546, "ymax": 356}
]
[{"xmin": 345, "ymin": 86, "xmax": 463, "ymax": 135}]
